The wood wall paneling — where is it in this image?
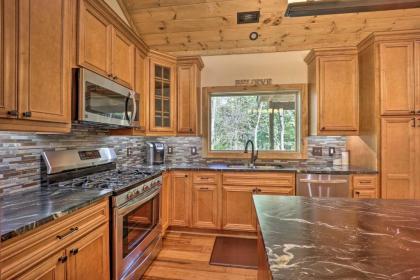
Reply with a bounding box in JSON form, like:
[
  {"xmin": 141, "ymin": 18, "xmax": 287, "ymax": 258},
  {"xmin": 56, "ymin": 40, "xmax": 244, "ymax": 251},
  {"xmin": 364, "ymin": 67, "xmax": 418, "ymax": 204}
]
[{"xmin": 121, "ymin": 0, "xmax": 420, "ymax": 55}]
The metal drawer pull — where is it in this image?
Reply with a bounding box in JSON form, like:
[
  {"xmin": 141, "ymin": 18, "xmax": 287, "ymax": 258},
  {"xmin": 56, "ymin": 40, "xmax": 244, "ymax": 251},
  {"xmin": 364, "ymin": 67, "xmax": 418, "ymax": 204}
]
[
  {"xmin": 358, "ymin": 180, "xmax": 372, "ymax": 184},
  {"xmin": 70, "ymin": 248, "xmax": 79, "ymax": 255},
  {"xmin": 299, "ymin": 179, "xmax": 347, "ymax": 184},
  {"xmin": 200, "ymin": 177, "xmax": 210, "ymax": 180},
  {"xmin": 58, "ymin": 255, "xmax": 68, "ymax": 263},
  {"xmin": 56, "ymin": 227, "xmax": 79, "ymax": 240},
  {"xmin": 7, "ymin": 110, "xmax": 18, "ymax": 116},
  {"xmin": 200, "ymin": 187, "xmax": 209, "ymax": 190}
]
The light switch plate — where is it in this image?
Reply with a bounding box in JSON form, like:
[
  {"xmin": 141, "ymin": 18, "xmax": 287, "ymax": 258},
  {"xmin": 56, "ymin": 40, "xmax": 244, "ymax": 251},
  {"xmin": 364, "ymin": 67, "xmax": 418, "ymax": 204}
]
[
  {"xmin": 328, "ymin": 147, "xmax": 336, "ymax": 156},
  {"xmin": 167, "ymin": 146, "xmax": 174, "ymax": 154}
]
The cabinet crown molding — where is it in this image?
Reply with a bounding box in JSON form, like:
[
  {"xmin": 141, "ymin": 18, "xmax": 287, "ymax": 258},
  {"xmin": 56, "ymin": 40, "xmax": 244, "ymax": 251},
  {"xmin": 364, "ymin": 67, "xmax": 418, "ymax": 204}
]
[
  {"xmin": 177, "ymin": 56, "xmax": 205, "ymax": 70},
  {"xmin": 358, "ymin": 29, "xmax": 420, "ymax": 52},
  {"xmin": 304, "ymin": 47, "xmax": 358, "ymax": 64}
]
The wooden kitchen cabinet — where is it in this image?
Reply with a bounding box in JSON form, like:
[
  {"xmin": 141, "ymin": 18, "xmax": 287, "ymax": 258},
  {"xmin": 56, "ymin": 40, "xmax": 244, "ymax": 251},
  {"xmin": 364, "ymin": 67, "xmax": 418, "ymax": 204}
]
[
  {"xmin": 0, "ymin": 0, "xmax": 17, "ymax": 119},
  {"xmin": 17, "ymin": 250, "xmax": 66, "ymax": 280},
  {"xmin": 381, "ymin": 117, "xmax": 416, "ymax": 199},
  {"xmin": 352, "ymin": 175, "xmax": 378, "ymax": 199},
  {"xmin": 415, "ymin": 41, "xmax": 420, "ymax": 115},
  {"xmin": 305, "ymin": 47, "xmax": 359, "ymax": 135},
  {"xmin": 149, "ymin": 50, "xmax": 177, "ymax": 135},
  {"xmin": 177, "ymin": 56, "xmax": 204, "ymax": 135},
  {"xmin": 191, "ymin": 172, "xmax": 221, "ymax": 229},
  {"xmin": 79, "ymin": 0, "xmax": 134, "ymax": 89},
  {"xmin": 66, "ymin": 224, "xmax": 110, "ymax": 280},
  {"xmin": 379, "ymin": 41, "xmax": 415, "ymax": 116},
  {"xmin": 222, "ymin": 185, "xmax": 257, "ymax": 232},
  {"xmin": 0, "ymin": 200, "xmax": 109, "ymax": 280},
  {"xmin": 170, "ymin": 171, "xmax": 192, "ymax": 227},
  {"xmin": 134, "ymin": 48, "xmax": 148, "ymax": 133}
]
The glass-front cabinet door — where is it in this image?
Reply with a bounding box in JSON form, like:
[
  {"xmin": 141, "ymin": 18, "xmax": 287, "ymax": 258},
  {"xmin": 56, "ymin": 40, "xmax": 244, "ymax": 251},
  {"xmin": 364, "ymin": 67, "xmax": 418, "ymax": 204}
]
[{"xmin": 149, "ymin": 53, "xmax": 176, "ymax": 134}]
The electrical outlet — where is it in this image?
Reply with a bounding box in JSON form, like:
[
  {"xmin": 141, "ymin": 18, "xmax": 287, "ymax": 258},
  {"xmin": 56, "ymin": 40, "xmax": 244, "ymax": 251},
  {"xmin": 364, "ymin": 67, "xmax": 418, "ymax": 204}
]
[
  {"xmin": 191, "ymin": 147, "xmax": 197, "ymax": 155},
  {"xmin": 167, "ymin": 146, "xmax": 174, "ymax": 154},
  {"xmin": 126, "ymin": 147, "xmax": 132, "ymax": 157},
  {"xmin": 328, "ymin": 147, "xmax": 336, "ymax": 156},
  {"xmin": 312, "ymin": 147, "xmax": 323, "ymax": 156}
]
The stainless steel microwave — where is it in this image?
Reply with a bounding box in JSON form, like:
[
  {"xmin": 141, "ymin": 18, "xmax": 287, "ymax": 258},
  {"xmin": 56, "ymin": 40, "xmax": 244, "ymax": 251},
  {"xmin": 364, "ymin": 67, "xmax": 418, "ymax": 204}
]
[{"xmin": 74, "ymin": 68, "xmax": 137, "ymax": 128}]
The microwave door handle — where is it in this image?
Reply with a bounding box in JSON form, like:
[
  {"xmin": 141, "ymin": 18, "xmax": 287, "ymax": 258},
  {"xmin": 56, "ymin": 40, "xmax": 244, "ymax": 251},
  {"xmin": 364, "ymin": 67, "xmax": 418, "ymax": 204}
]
[{"xmin": 131, "ymin": 91, "xmax": 137, "ymax": 126}]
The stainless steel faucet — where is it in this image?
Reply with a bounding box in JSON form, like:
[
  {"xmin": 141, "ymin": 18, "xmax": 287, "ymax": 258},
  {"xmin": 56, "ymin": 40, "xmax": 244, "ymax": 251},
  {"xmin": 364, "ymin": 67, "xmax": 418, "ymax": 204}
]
[{"xmin": 244, "ymin": 140, "xmax": 258, "ymax": 167}]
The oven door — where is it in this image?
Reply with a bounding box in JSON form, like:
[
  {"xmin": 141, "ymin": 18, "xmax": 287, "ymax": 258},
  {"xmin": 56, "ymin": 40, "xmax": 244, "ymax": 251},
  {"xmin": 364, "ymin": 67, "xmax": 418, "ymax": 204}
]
[
  {"xmin": 79, "ymin": 68, "xmax": 137, "ymax": 127},
  {"xmin": 113, "ymin": 187, "xmax": 162, "ymax": 280}
]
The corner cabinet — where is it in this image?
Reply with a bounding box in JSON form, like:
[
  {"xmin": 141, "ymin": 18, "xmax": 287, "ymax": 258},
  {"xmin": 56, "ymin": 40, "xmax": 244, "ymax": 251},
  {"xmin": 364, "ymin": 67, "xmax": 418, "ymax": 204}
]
[
  {"xmin": 177, "ymin": 56, "xmax": 204, "ymax": 135},
  {"xmin": 148, "ymin": 51, "xmax": 177, "ymax": 135},
  {"xmin": 306, "ymin": 47, "xmax": 359, "ymax": 136},
  {"xmin": 79, "ymin": 0, "xmax": 134, "ymax": 89}
]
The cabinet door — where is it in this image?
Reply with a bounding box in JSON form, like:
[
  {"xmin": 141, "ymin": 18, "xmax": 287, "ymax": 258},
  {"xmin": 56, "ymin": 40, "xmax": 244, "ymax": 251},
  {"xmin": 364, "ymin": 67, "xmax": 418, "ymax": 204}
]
[
  {"xmin": 134, "ymin": 49, "xmax": 147, "ymax": 132},
  {"xmin": 149, "ymin": 59, "xmax": 177, "ymax": 134},
  {"xmin": 222, "ymin": 186, "xmax": 256, "ymax": 232},
  {"xmin": 161, "ymin": 172, "xmax": 171, "ymax": 234},
  {"xmin": 111, "ymin": 28, "xmax": 134, "ymax": 89},
  {"xmin": 415, "ymin": 41, "xmax": 420, "ymax": 114},
  {"xmin": 191, "ymin": 184, "xmax": 219, "ymax": 229},
  {"xmin": 170, "ymin": 171, "xmax": 191, "ymax": 227},
  {"xmin": 415, "ymin": 116, "xmax": 420, "ymax": 199},
  {"xmin": 78, "ymin": 0, "xmax": 111, "ymax": 77},
  {"xmin": 381, "ymin": 117, "xmax": 416, "ymax": 199},
  {"xmin": 18, "ymin": 0, "xmax": 71, "ymax": 123},
  {"xmin": 18, "ymin": 250, "xmax": 66, "ymax": 280},
  {"xmin": 318, "ymin": 55, "xmax": 358, "ymax": 132},
  {"xmin": 380, "ymin": 42, "xmax": 415, "ymax": 115},
  {"xmin": 66, "ymin": 224, "xmax": 110, "ymax": 280},
  {"xmin": 0, "ymin": 0, "xmax": 17, "ymax": 119},
  {"xmin": 177, "ymin": 64, "xmax": 197, "ymax": 134}
]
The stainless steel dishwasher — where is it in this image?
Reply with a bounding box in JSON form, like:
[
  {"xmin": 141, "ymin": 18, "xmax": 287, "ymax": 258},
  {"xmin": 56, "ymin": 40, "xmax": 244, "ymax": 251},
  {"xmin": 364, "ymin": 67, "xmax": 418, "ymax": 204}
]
[{"xmin": 297, "ymin": 174, "xmax": 350, "ymax": 198}]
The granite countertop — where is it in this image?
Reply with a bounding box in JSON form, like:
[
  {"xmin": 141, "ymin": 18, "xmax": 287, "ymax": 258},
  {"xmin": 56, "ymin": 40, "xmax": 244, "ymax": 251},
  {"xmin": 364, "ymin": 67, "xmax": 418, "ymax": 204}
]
[
  {"xmin": 137, "ymin": 162, "xmax": 378, "ymax": 175},
  {"xmin": 0, "ymin": 187, "xmax": 112, "ymax": 242},
  {"xmin": 253, "ymin": 196, "xmax": 420, "ymax": 280}
]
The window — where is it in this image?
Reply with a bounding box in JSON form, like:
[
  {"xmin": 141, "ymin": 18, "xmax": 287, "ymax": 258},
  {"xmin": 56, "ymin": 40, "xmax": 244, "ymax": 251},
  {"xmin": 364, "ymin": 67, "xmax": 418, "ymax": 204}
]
[{"xmin": 203, "ymin": 85, "xmax": 307, "ymax": 159}]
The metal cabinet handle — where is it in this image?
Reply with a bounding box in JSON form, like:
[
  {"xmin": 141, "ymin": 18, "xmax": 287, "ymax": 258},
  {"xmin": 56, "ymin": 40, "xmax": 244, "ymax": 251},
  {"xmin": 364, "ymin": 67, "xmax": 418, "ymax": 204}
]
[
  {"xmin": 7, "ymin": 110, "xmax": 18, "ymax": 116},
  {"xmin": 321, "ymin": 127, "xmax": 326, "ymax": 131},
  {"xmin": 412, "ymin": 118, "xmax": 416, "ymax": 128},
  {"xmin": 199, "ymin": 187, "xmax": 209, "ymax": 190},
  {"xmin": 22, "ymin": 111, "xmax": 32, "ymax": 118},
  {"xmin": 56, "ymin": 227, "xmax": 79, "ymax": 240},
  {"xmin": 417, "ymin": 110, "xmax": 420, "ymax": 114},
  {"xmin": 108, "ymin": 74, "xmax": 113, "ymax": 78},
  {"xmin": 200, "ymin": 177, "xmax": 210, "ymax": 180},
  {"xmin": 70, "ymin": 248, "xmax": 79, "ymax": 255},
  {"xmin": 113, "ymin": 75, "xmax": 118, "ymax": 80},
  {"xmin": 58, "ymin": 255, "xmax": 68, "ymax": 263},
  {"xmin": 410, "ymin": 110, "xmax": 415, "ymax": 114},
  {"xmin": 358, "ymin": 180, "xmax": 372, "ymax": 184},
  {"xmin": 418, "ymin": 118, "xmax": 420, "ymax": 127}
]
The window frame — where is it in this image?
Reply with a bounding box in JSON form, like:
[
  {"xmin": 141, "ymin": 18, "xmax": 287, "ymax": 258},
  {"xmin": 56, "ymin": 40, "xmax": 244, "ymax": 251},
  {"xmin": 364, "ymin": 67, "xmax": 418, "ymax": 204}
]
[{"xmin": 202, "ymin": 84, "xmax": 308, "ymax": 160}]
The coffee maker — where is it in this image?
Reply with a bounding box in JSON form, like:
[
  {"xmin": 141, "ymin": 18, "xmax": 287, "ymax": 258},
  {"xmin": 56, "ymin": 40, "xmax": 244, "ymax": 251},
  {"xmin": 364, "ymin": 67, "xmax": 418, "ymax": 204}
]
[{"xmin": 146, "ymin": 142, "xmax": 165, "ymax": 165}]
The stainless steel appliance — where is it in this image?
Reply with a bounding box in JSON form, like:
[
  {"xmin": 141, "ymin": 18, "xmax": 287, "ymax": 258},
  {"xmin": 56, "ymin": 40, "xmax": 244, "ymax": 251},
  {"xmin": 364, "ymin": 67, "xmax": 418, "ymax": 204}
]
[
  {"xmin": 297, "ymin": 173, "xmax": 350, "ymax": 198},
  {"xmin": 74, "ymin": 68, "xmax": 137, "ymax": 127},
  {"xmin": 146, "ymin": 142, "xmax": 165, "ymax": 165},
  {"xmin": 41, "ymin": 148, "xmax": 163, "ymax": 280}
]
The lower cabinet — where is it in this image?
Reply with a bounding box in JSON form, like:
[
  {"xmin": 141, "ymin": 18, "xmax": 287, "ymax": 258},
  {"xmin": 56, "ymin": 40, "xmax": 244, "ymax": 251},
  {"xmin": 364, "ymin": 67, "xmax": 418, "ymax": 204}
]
[
  {"xmin": 352, "ymin": 175, "xmax": 379, "ymax": 199},
  {"xmin": 161, "ymin": 171, "xmax": 171, "ymax": 234},
  {"xmin": 170, "ymin": 171, "xmax": 192, "ymax": 227},
  {"xmin": 0, "ymin": 200, "xmax": 110, "ymax": 280},
  {"xmin": 66, "ymin": 224, "xmax": 110, "ymax": 280},
  {"xmin": 222, "ymin": 186, "xmax": 257, "ymax": 232},
  {"xmin": 191, "ymin": 184, "xmax": 219, "ymax": 229}
]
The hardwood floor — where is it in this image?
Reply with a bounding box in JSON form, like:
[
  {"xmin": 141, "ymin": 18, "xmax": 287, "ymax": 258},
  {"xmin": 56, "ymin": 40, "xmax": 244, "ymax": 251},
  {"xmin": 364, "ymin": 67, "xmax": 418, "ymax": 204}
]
[{"xmin": 143, "ymin": 232, "xmax": 258, "ymax": 280}]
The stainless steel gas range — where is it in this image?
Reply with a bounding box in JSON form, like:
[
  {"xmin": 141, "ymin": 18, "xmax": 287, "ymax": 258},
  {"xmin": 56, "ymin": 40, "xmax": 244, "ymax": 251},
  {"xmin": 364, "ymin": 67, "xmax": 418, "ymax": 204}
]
[{"xmin": 41, "ymin": 148, "xmax": 163, "ymax": 280}]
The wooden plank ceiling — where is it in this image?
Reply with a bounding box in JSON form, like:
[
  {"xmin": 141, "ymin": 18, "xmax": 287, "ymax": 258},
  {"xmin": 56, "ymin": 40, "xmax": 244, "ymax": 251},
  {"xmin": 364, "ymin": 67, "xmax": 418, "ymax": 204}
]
[{"xmin": 122, "ymin": 0, "xmax": 420, "ymax": 55}]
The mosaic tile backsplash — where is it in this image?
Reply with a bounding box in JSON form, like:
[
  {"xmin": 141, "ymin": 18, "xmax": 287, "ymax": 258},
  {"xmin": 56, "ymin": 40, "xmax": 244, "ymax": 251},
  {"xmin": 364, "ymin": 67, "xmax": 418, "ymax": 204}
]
[{"xmin": 0, "ymin": 126, "xmax": 346, "ymax": 193}]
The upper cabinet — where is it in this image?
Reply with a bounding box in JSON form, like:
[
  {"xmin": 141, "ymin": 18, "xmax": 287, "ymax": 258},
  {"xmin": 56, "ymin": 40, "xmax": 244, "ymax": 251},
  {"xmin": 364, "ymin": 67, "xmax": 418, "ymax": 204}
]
[
  {"xmin": 379, "ymin": 41, "xmax": 415, "ymax": 115},
  {"xmin": 416, "ymin": 41, "xmax": 420, "ymax": 114},
  {"xmin": 177, "ymin": 56, "xmax": 204, "ymax": 136},
  {"xmin": 148, "ymin": 50, "xmax": 177, "ymax": 135},
  {"xmin": 306, "ymin": 48, "xmax": 359, "ymax": 136},
  {"xmin": 0, "ymin": 0, "xmax": 71, "ymax": 133},
  {"xmin": 79, "ymin": 0, "xmax": 135, "ymax": 89}
]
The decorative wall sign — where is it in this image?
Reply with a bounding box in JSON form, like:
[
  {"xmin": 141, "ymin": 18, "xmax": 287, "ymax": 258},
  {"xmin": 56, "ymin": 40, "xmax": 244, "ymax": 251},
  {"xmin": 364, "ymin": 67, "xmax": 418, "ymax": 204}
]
[{"xmin": 235, "ymin": 78, "xmax": 272, "ymax": 86}]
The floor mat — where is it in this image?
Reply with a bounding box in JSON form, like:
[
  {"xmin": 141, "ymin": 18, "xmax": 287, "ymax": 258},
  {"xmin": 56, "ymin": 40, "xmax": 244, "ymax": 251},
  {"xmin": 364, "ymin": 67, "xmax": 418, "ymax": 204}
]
[{"xmin": 209, "ymin": 236, "xmax": 258, "ymax": 269}]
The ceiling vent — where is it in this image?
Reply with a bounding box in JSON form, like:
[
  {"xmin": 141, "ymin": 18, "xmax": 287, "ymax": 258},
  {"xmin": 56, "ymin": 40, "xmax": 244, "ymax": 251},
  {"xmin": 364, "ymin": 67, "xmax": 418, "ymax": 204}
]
[
  {"xmin": 285, "ymin": 0, "xmax": 420, "ymax": 17},
  {"xmin": 237, "ymin": 11, "xmax": 260, "ymax": 24}
]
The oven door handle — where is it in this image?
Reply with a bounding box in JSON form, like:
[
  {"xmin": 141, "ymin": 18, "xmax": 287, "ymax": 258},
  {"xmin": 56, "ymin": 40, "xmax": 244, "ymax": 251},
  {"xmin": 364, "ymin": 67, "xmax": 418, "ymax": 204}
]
[{"xmin": 117, "ymin": 187, "xmax": 161, "ymax": 215}]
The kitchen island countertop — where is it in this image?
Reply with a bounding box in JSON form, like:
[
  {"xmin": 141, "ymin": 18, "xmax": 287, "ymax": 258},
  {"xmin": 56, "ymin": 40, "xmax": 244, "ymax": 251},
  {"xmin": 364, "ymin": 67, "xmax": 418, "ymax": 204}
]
[{"xmin": 253, "ymin": 196, "xmax": 420, "ymax": 280}]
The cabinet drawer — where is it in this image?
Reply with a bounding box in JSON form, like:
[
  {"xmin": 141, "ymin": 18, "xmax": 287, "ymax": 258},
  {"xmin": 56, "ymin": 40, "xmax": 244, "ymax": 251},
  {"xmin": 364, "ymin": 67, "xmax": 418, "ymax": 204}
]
[
  {"xmin": 0, "ymin": 199, "xmax": 109, "ymax": 279},
  {"xmin": 193, "ymin": 172, "xmax": 220, "ymax": 185},
  {"xmin": 223, "ymin": 172, "xmax": 295, "ymax": 187},
  {"xmin": 257, "ymin": 186, "xmax": 295, "ymax": 196},
  {"xmin": 353, "ymin": 188, "xmax": 377, "ymax": 199},
  {"xmin": 353, "ymin": 175, "xmax": 377, "ymax": 188}
]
